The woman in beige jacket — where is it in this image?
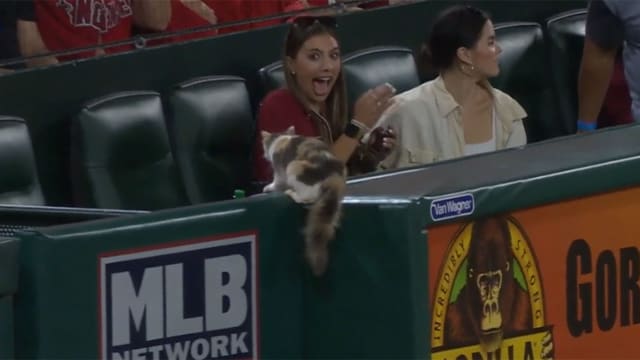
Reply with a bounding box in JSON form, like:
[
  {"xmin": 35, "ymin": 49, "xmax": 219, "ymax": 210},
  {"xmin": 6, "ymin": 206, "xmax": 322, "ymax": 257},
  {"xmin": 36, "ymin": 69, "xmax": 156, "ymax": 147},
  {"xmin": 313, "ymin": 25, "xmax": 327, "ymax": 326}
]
[{"xmin": 378, "ymin": 5, "xmax": 527, "ymax": 169}]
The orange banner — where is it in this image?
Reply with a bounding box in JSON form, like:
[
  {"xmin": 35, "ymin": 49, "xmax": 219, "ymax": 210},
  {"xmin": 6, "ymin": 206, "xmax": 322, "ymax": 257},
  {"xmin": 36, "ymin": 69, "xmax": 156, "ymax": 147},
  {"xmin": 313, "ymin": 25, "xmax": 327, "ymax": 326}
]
[{"xmin": 428, "ymin": 186, "xmax": 640, "ymax": 359}]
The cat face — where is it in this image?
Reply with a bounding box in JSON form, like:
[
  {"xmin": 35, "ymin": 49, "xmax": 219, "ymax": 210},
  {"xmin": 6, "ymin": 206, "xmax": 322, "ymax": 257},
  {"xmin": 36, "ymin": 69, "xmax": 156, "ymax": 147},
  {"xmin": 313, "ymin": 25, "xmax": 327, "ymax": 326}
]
[{"xmin": 261, "ymin": 126, "xmax": 296, "ymax": 161}]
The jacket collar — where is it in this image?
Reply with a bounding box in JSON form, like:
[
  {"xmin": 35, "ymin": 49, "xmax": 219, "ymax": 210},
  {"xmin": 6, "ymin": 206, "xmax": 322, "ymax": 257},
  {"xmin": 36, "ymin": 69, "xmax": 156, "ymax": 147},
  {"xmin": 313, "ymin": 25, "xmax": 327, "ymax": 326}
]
[
  {"xmin": 431, "ymin": 76, "xmax": 460, "ymax": 118},
  {"xmin": 431, "ymin": 76, "xmax": 503, "ymax": 117}
]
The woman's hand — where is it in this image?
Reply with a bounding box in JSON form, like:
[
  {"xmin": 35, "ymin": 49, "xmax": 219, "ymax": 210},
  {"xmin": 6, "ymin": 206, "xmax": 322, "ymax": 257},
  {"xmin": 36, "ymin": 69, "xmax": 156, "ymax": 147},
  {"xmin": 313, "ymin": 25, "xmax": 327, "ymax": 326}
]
[
  {"xmin": 352, "ymin": 83, "xmax": 396, "ymax": 128},
  {"xmin": 367, "ymin": 126, "xmax": 396, "ymax": 163},
  {"xmin": 345, "ymin": 126, "xmax": 396, "ymax": 175}
]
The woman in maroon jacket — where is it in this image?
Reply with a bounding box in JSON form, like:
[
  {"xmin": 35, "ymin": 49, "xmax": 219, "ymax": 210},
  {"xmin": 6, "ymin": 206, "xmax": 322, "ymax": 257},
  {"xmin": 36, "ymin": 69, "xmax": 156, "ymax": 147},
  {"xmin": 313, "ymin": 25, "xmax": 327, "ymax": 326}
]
[{"xmin": 253, "ymin": 16, "xmax": 396, "ymax": 183}]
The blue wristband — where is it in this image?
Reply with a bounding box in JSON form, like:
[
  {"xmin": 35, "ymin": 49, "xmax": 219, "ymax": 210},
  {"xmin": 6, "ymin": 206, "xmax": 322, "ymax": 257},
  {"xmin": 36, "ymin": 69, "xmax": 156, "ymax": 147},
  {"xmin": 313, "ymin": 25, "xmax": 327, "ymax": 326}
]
[{"xmin": 577, "ymin": 120, "xmax": 597, "ymax": 131}]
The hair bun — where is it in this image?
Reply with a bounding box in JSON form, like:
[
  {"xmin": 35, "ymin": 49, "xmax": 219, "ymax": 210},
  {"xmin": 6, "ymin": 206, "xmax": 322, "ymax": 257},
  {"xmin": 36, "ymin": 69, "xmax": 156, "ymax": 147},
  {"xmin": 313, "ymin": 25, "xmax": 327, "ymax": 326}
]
[{"xmin": 416, "ymin": 43, "xmax": 438, "ymax": 81}]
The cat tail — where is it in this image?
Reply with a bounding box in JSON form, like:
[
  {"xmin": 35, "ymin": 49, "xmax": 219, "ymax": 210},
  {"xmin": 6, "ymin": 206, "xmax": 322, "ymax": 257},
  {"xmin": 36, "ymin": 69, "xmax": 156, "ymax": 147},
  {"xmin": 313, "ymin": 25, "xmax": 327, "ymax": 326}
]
[{"xmin": 304, "ymin": 173, "xmax": 345, "ymax": 277}]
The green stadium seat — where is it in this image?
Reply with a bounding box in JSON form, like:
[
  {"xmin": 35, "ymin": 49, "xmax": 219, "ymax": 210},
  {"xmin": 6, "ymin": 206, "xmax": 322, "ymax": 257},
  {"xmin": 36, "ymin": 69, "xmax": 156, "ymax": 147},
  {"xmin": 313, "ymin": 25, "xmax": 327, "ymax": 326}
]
[
  {"xmin": 0, "ymin": 117, "xmax": 45, "ymax": 206},
  {"xmin": 70, "ymin": 91, "xmax": 188, "ymax": 210},
  {"xmin": 546, "ymin": 9, "xmax": 587, "ymax": 134},
  {"xmin": 258, "ymin": 61, "xmax": 286, "ymax": 97},
  {"xmin": 168, "ymin": 76, "xmax": 255, "ymax": 203},
  {"xmin": 492, "ymin": 22, "xmax": 555, "ymax": 142},
  {"xmin": 342, "ymin": 46, "xmax": 420, "ymax": 109}
]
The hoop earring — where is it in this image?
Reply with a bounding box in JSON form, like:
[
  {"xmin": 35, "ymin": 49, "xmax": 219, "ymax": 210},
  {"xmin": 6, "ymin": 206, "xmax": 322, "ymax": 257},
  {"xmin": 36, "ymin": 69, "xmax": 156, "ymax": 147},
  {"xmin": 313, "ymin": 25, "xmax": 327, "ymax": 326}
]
[{"xmin": 459, "ymin": 63, "xmax": 475, "ymax": 76}]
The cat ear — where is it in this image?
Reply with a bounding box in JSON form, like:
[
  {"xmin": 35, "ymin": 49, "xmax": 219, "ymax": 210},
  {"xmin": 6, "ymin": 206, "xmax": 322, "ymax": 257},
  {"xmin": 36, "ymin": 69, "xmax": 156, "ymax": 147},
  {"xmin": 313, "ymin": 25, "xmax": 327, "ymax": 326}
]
[
  {"xmin": 285, "ymin": 126, "xmax": 295, "ymax": 135},
  {"xmin": 261, "ymin": 130, "xmax": 271, "ymax": 140}
]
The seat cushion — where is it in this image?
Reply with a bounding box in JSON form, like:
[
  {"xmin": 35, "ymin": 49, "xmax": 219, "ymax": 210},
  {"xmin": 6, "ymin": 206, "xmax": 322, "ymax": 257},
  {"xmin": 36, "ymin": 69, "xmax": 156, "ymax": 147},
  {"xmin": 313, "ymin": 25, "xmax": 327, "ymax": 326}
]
[
  {"xmin": 546, "ymin": 9, "xmax": 587, "ymax": 135},
  {"xmin": 71, "ymin": 91, "xmax": 188, "ymax": 210},
  {"xmin": 492, "ymin": 22, "xmax": 556, "ymax": 142},
  {"xmin": 0, "ymin": 117, "xmax": 45, "ymax": 206},
  {"xmin": 169, "ymin": 76, "xmax": 255, "ymax": 203},
  {"xmin": 343, "ymin": 46, "xmax": 420, "ymax": 108},
  {"xmin": 258, "ymin": 61, "xmax": 286, "ymax": 97}
]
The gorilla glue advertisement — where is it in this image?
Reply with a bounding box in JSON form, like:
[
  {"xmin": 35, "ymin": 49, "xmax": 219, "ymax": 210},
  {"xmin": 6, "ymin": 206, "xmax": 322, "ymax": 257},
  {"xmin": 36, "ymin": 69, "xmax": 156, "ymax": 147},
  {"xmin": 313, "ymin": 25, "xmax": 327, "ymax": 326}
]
[{"xmin": 427, "ymin": 186, "xmax": 640, "ymax": 360}]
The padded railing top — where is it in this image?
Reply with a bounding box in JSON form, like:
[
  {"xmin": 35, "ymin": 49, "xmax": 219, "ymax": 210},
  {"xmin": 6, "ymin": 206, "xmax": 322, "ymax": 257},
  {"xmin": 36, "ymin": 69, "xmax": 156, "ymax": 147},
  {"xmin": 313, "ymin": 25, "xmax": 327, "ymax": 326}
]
[{"xmin": 347, "ymin": 124, "xmax": 640, "ymax": 198}]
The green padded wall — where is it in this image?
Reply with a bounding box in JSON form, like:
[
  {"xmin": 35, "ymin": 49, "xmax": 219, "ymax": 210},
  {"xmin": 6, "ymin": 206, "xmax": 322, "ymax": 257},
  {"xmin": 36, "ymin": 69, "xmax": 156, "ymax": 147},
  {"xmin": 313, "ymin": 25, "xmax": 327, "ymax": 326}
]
[
  {"xmin": 0, "ymin": 237, "xmax": 19, "ymax": 360},
  {"xmin": 14, "ymin": 194, "xmax": 429, "ymax": 358},
  {"xmin": 303, "ymin": 198, "xmax": 428, "ymax": 358},
  {"xmin": 15, "ymin": 195, "xmax": 306, "ymax": 358}
]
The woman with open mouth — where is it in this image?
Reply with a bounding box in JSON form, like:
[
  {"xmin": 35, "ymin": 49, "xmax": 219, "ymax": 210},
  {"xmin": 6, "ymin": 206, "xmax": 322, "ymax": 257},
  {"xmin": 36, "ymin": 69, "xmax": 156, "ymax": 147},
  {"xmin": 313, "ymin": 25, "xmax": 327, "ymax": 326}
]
[{"xmin": 253, "ymin": 15, "xmax": 397, "ymax": 184}]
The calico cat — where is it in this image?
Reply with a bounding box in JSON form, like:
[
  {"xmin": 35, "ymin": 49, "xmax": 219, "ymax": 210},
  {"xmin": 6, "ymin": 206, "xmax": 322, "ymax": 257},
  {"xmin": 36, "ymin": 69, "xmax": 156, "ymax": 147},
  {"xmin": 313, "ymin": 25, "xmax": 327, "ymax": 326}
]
[{"xmin": 261, "ymin": 126, "xmax": 346, "ymax": 276}]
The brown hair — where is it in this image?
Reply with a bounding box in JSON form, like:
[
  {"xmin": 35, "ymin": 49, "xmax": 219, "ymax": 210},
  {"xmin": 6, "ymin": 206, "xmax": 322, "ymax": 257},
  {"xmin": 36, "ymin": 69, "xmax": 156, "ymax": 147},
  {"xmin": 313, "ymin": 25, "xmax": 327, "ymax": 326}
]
[
  {"xmin": 418, "ymin": 5, "xmax": 490, "ymax": 78},
  {"xmin": 283, "ymin": 17, "xmax": 348, "ymax": 143}
]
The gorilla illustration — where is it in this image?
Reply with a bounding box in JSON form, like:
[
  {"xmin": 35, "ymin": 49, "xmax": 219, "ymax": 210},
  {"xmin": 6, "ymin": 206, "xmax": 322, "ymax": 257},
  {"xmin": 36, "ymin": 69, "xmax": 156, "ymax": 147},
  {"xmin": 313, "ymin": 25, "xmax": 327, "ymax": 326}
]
[{"xmin": 445, "ymin": 217, "xmax": 532, "ymax": 352}]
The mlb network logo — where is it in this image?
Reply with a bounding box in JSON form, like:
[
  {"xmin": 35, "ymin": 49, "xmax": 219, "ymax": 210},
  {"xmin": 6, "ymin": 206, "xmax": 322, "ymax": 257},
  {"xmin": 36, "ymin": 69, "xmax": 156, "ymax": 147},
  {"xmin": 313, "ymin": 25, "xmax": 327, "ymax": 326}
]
[{"xmin": 98, "ymin": 232, "xmax": 258, "ymax": 360}]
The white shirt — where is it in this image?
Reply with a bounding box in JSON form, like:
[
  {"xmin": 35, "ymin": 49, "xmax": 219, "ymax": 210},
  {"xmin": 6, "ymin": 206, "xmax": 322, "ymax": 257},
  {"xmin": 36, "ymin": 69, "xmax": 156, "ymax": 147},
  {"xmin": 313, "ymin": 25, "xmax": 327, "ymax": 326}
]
[
  {"xmin": 463, "ymin": 107, "xmax": 497, "ymax": 156},
  {"xmin": 377, "ymin": 76, "xmax": 527, "ymax": 169}
]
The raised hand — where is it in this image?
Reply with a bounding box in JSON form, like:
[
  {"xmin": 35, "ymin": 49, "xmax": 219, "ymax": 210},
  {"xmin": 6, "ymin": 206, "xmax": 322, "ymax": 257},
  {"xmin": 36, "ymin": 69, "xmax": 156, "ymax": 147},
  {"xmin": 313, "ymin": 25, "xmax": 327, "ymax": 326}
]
[{"xmin": 352, "ymin": 83, "xmax": 396, "ymax": 129}]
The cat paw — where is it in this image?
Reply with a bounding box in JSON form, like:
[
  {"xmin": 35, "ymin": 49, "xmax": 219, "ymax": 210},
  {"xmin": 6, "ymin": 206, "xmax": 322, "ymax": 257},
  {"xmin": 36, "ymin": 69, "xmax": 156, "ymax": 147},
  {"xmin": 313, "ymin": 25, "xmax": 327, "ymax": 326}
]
[
  {"xmin": 284, "ymin": 189, "xmax": 302, "ymax": 202},
  {"xmin": 285, "ymin": 189, "xmax": 315, "ymax": 204},
  {"xmin": 263, "ymin": 183, "xmax": 275, "ymax": 193}
]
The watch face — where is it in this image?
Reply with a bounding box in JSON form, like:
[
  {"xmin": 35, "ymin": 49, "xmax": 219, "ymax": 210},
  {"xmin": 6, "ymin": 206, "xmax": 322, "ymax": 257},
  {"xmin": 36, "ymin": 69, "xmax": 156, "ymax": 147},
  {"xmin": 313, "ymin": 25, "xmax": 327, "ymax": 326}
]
[{"xmin": 345, "ymin": 123, "xmax": 359, "ymax": 138}]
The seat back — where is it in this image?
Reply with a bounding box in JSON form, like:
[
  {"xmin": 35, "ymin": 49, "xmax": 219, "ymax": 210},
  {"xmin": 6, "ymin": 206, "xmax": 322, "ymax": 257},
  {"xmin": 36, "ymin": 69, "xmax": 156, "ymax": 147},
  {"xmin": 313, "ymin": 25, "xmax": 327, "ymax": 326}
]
[
  {"xmin": 168, "ymin": 76, "xmax": 255, "ymax": 203},
  {"xmin": 0, "ymin": 117, "xmax": 45, "ymax": 205},
  {"xmin": 492, "ymin": 22, "xmax": 555, "ymax": 142},
  {"xmin": 546, "ymin": 9, "xmax": 587, "ymax": 134},
  {"xmin": 258, "ymin": 61, "xmax": 286, "ymax": 97},
  {"xmin": 71, "ymin": 91, "xmax": 188, "ymax": 210},
  {"xmin": 343, "ymin": 46, "xmax": 420, "ymax": 108}
]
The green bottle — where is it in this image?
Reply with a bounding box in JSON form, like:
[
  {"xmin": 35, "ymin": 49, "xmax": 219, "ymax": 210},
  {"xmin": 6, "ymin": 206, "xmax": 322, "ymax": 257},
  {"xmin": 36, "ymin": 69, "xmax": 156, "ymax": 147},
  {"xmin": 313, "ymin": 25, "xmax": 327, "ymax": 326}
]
[{"xmin": 233, "ymin": 189, "xmax": 246, "ymax": 199}]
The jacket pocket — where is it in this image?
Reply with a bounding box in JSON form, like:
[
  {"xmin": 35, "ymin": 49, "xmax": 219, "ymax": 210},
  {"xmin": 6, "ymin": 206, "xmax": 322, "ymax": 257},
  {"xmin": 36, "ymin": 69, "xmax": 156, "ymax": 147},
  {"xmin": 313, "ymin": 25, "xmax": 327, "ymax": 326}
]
[{"xmin": 407, "ymin": 148, "xmax": 437, "ymax": 165}]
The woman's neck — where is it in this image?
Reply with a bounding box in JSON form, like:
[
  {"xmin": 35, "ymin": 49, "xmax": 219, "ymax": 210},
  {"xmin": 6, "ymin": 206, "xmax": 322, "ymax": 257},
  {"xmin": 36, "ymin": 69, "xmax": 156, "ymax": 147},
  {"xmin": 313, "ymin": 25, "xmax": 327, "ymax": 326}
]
[
  {"xmin": 306, "ymin": 100, "xmax": 326, "ymax": 116},
  {"xmin": 440, "ymin": 68, "xmax": 483, "ymax": 107}
]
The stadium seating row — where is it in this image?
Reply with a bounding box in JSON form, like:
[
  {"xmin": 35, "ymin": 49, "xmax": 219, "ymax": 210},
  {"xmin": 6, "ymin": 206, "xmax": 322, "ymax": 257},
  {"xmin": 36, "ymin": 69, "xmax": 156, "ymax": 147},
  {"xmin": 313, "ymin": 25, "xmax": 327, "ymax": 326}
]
[
  {"xmin": 0, "ymin": 10, "xmax": 586, "ymax": 210},
  {"xmin": 71, "ymin": 47, "xmax": 420, "ymax": 210}
]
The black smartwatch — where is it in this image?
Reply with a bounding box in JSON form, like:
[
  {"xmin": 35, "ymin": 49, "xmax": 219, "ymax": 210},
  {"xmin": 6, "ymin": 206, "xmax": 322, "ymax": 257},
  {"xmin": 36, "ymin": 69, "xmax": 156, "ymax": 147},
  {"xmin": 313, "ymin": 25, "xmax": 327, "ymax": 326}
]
[{"xmin": 344, "ymin": 120, "xmax": 367, "ymax": 140}]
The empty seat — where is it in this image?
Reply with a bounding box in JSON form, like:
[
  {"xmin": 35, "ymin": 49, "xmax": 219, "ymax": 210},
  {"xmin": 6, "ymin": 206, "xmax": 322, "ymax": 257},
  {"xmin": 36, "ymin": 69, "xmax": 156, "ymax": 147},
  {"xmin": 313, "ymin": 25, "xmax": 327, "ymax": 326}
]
[
  {"xmin": 342, "ymin": 46, "xmax": 420, "ymax": 108},
  {"xmin": 168, "ymin": 76, "xmax": 255, "ymax": 203},
  {"xmin": 492, "ymin": 22, "xmax": 555, "ymax": 142},
  {"xmin": 258, "ymin": 61, "xmax": 286, "ymax": 96},
  {"xmin": 71, "ymin": 91, "xmax": 188, "ymax": 210},
  {"xmin": 0, "ymin": 116, "xmax": 45, "ymax": 205},
  {"xmin": 546, "ymin": 9, "xmax": 587, "ymax": 135}
]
